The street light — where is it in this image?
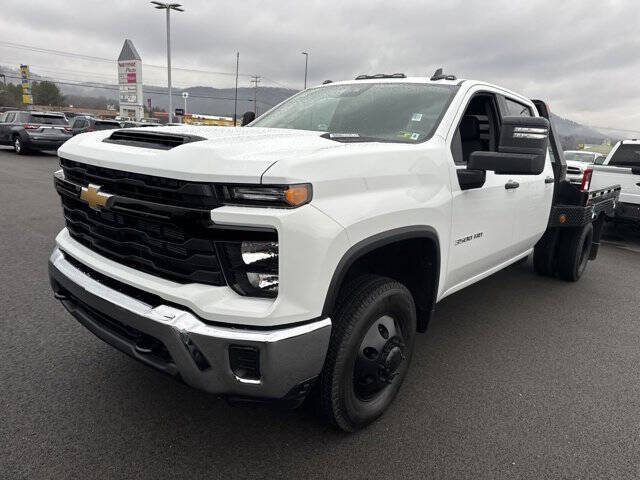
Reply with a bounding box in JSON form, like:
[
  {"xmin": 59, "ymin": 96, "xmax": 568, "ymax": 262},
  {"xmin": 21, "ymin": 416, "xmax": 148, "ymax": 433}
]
[
  {"xmin": 182, "ymin": 91, "xmax": 189, "ymax": 119},
  {"xmin": 151, "ymin": 1, "xmax": 184, "ymax": 123},
  {"xmin": 301, "ymin": 51, "xmax": 308, "ymax": 89}
]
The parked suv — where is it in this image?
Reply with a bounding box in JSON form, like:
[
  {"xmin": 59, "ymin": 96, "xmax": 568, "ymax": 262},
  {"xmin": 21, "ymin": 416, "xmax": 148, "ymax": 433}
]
[
  {"xmin": 0, "ymin": 110, "xmax": 71, "ymax": 154},
  {"xmin": 69, "ymin": 116, "xmax": 121, "ymax": 136}
]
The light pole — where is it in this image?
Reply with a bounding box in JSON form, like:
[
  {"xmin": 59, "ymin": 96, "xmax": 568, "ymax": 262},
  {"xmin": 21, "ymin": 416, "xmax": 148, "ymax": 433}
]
[
  {"xmin": 301, "ymin": 51, "xmax": 308, "ymax": 89},
  {"xmin": 182, "ymin": 91, "xmax": 188, "ymax": 120},
  {"xmin": 151, "ymin": 1, "xmax": 184, "ymax": 123}
]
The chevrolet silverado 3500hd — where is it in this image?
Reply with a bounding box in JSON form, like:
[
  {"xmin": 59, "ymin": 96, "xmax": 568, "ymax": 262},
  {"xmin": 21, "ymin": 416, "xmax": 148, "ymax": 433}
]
[{"xmin": 49, "ymin": 71, "xmax": 620, "ymax": 431}]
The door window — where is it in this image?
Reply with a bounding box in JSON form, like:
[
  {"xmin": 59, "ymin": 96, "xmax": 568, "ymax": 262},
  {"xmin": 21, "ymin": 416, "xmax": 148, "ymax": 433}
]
[
  {"xmin": 503, "ymin": 97, "xmax": 533, "ymax": 117},
  {"xmin": 450, "ymin": 93, "xmax": 500, "ymax": 165}
]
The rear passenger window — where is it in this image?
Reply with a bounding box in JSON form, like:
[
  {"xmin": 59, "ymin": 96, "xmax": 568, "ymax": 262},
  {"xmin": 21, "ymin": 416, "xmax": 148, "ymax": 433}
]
[
  {"xmin": 609, "ymin": 144, "xmax": 640, "ymax": 167},
  {"xmin": 504, "ymin": 98, "xmax": 532, "ymax": 117}
]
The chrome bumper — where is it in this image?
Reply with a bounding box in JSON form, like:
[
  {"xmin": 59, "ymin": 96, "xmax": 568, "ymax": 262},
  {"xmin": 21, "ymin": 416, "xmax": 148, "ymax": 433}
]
[{"xmin": 49, "ymin": 248, "xmax": 332, "ymax": 400}]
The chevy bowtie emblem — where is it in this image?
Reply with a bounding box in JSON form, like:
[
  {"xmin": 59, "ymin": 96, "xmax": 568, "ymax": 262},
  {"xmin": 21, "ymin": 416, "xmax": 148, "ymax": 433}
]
[{"xmin": 80, "ymin": 184, "xmax": 113, "ymax": 210}]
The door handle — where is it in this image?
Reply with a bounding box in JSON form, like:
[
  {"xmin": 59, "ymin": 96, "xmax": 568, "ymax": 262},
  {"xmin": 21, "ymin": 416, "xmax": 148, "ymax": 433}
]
[
  {"xmin": 545, "ymin": 176, "xmax": 554, "ymax": 184},
  {"xmin": 505, "ymin": 180, "xmax": 520, "ymax": 190}
]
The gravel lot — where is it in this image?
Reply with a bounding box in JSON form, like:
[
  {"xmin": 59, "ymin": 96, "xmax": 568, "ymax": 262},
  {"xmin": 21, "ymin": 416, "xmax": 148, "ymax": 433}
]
[{"xmin": 2, "ymin": 147, "xmax": 640, "ymax": 479}]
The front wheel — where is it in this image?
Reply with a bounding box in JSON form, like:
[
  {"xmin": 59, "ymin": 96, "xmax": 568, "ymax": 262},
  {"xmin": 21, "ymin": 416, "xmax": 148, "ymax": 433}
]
[{"xmin": 319, "ymin": 275, "xmax": 416, "ymax": 431}]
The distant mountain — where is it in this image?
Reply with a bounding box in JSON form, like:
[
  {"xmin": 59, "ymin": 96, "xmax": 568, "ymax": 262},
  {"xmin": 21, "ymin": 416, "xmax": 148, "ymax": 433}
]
[
  {"xmin": 0, "ymin": 64, "xmax": 296, "ymax": 117},
  {"xmin": 142, "ymin": 85, "xmax": 298, "ymax": 117}
]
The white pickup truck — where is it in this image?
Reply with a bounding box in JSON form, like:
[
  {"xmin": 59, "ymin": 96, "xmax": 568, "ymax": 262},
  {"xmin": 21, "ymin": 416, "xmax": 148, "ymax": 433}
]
[
  {"xmin": 590, "ymin": 139, "xmax": 640, "ymax": 222},
  {"xmin": 48, "ymin": 71, "xmax": 619, "ymax": 431}
]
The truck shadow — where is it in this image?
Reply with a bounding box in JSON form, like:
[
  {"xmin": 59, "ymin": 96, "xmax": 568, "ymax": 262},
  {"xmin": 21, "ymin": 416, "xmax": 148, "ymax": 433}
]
[{"xmin": 601, "ymin": 221, "xmax": 640, "ymax": 250}]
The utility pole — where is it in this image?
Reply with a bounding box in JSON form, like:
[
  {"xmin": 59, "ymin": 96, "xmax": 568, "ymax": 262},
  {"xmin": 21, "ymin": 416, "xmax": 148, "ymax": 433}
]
[
  {"xmin": 301, "ymin": 51, "xmax": 309, "ymax": 90},
  {"xmin": 250, "ymin": 75, "xmax": 261, "ymax": 115},
  {"xmin": 233, "ymin": 52, "xmax": 239, "ymax": 126},
  {"xmin": 151, "ymin": 2, "xmax": 184, "ymax": 123}
]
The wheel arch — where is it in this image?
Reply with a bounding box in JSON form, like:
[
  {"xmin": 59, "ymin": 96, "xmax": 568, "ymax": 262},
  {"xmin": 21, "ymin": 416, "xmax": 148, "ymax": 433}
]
[{"xmin": 321, "ymin": 226, "xmax": 441, "ymax": 332}]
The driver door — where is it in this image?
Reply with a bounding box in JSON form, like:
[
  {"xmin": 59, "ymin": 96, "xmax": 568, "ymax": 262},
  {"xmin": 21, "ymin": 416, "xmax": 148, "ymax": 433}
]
[{"xmin": 443, "ymin": 91, "xmax": 520, "ymax": 294}]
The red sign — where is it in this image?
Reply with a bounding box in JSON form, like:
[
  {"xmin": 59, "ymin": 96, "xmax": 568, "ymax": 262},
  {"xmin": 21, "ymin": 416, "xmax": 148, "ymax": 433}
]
[{"xmin": 127, "ymin": 73, "xmax": 137, "ymax": 83}]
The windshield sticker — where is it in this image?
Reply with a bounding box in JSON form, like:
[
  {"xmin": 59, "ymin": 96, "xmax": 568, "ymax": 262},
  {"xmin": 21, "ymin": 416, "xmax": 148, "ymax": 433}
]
[
  {"xmin": 329, "ymin": 133, "xmax": 360, "ymax": 138},
  {"xmin": 410, "ymin": 133, "xmax": 420, "ymax": 140},
  {"xmin": 411, "ymin": 113, "xmax": 423, "ymax": 122}
]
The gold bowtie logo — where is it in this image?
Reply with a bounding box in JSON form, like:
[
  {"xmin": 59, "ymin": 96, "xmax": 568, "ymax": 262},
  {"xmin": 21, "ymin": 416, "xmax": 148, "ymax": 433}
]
[{"xmin": 80, "ymin": 184, "xmax": 113, "ymax": 210}]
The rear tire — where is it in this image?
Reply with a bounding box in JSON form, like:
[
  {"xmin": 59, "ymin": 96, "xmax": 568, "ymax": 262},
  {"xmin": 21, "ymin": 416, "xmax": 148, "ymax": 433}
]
[
  {"xmin": 14, "ymin": 136, "xmax": 27, "ymax": 155},
  {"xmin": 557, "ymin": 224, "xmax": 593, "ymax": 282},
  {"xmin": 319, "ymin": 275, "xmax": 416, "ymax": 432}
]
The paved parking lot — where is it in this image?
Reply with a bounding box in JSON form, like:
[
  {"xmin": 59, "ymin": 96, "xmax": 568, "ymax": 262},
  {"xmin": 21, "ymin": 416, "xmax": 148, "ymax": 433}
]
[{"xmin": 2, "ymin": 147, "xmax": 640, "ymax": 479}]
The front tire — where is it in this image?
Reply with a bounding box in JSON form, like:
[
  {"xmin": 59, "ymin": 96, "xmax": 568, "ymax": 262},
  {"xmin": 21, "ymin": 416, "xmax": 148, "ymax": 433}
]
[{"xmin": 319, "ymin": 275, "xmax": 416, "ymax": 431}]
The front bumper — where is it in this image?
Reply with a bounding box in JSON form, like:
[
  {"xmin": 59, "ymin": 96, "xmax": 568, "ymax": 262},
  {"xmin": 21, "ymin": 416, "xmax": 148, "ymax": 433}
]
[{"xmin": 49, "ymin": 248, "xmax": 332, "ymax": 401}]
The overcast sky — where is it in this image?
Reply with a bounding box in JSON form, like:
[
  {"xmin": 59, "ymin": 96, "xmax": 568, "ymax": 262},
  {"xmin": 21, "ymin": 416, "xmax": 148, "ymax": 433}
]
[{"xmin": 1, "ymin": 0, "xmax": 638, "ymax": 131}]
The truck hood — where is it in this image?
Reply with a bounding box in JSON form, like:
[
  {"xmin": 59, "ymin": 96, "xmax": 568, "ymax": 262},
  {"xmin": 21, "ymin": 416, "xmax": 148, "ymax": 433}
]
[{"xmin": 57, "ymin": 126, "xmax": 348, "ymax": 183}]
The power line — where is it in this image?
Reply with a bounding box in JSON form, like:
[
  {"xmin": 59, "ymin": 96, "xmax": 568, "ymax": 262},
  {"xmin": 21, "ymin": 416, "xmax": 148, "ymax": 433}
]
[
  {"xmin": 0, "ymin": 40, "xmax": 253, "ymax": 78},
  {"xmin": 1, "ymin": 73, "xmax": 277, "ymax": 106}
]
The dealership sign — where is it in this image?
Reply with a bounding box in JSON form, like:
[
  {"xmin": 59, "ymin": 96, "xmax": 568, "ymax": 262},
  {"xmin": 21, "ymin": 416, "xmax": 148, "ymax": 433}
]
[
  {"xmin": 117, "ymin": 39, "xmax": 144, "ymax": 120},
  {"xmin": 118, "ymin": 60, "xmax": 141, "ymax": 103}
]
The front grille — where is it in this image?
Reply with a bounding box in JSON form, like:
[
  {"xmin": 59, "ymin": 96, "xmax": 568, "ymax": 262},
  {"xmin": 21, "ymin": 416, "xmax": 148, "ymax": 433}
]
[
  {"xmin": 59, "ymin": 193, "xmax": 225, "ymax": 285},
  {"xmin": 56, "ymin": 159, "xmax": 277, "ymax": 288},
  {"xmin": 60, "ymin": 158, "xmax": 220, "ymax": 209}
]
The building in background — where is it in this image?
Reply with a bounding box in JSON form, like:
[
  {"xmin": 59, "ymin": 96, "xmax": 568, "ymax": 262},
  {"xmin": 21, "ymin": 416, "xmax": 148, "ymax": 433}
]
[{"xmin": 117, "ymin": 40, "xmax": 143, "ymax": 121}]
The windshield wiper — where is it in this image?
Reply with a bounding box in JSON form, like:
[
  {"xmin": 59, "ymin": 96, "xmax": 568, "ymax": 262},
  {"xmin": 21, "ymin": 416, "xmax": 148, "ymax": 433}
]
[{"xmin": 320, "ymin": 133, "xmax": 407, "ymax": 143}]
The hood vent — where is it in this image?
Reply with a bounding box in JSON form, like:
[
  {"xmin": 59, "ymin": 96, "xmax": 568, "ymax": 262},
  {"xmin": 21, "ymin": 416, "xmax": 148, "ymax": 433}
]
[{"xmin": 103, "ymin": 129, "xmax": 205, "ymax": 150}]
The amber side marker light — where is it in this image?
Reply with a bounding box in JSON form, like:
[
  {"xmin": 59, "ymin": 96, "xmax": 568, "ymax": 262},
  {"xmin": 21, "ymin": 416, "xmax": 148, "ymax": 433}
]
[
  {"xmin": 285, "ymin": 184, "xmax": 312, "ymax": 206},
  {"xmin": 558, "ymin": 213, "xmax": 568, "ymax": 224}
]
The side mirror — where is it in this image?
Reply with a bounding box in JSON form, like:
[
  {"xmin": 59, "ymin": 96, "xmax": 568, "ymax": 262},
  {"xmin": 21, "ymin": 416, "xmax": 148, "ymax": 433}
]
[
  {"xmin": 468, "ymin": 116, "xmax": 550, "ymax": 175},
  {"xmin": 594, "ymin": 156, "xmax": 606, "ymax": 165},
  {"xmin": 457, "ymin": 168, "xmax": 486, "ymax": 190},
  {"xmin": 241, "ymin": 111, "xmax": 256, "ymax": 126}
]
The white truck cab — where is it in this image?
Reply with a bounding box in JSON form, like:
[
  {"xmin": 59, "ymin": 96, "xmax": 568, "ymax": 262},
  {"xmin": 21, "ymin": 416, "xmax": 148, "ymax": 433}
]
[{"xmin": 48, "ymin": 71, "xmax": 619, "ymax": 431}]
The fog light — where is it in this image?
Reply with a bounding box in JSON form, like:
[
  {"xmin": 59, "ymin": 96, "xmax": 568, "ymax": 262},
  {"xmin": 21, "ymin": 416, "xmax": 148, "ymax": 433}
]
[{"xmin": 221, "ymin": 240, "xmax": 279, "ymax": 298}]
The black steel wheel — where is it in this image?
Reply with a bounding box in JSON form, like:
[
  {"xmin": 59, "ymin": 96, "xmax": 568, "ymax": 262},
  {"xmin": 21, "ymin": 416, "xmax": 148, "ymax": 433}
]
[
  {"xmin": 319, "ymin": 275, "xmax": 416, "ymax": 432},
  {"xmin": 353, "ymin": 314, "xmax": 407, "ymax": 401}
]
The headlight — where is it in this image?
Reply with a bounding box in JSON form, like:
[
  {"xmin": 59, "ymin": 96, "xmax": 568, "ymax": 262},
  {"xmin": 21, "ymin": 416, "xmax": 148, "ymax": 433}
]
[
  {"xmin": 220, "ymin": 240, "xmax": 279, "ymax": 298},
  {"xmin": 219, "ymin": 183, "xmax": 312, "ymax": 208}
]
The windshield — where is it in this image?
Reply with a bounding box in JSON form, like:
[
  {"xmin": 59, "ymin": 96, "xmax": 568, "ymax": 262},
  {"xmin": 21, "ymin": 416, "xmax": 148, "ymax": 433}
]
[
  {"xmin": 609, "ymin": 144, "xmax": 640, "ymax": 167},
  {"xmin": 251, "ymin": 83, "xmax": 457, "ymax": 143},
  {"xmin": 30, "ymin": 114, "xmax": 67, "ymax": 125},
  {"xmin": 564, "ymin": 151, "xmax": 595, "ymax": 163}
]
